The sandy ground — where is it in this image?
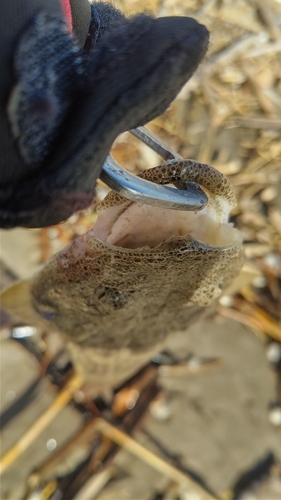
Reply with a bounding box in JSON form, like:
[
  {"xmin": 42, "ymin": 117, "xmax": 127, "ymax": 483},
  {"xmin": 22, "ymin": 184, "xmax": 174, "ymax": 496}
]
[{"xmin": 1, "ymin": 314, "xmax": 281, "ymax": 499}]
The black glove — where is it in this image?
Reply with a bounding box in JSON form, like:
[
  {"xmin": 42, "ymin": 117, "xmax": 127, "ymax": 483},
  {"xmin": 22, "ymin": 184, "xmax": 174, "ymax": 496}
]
[{"xmin": 0, "ymin": 0, "xmax": 209, "ymax": 229}]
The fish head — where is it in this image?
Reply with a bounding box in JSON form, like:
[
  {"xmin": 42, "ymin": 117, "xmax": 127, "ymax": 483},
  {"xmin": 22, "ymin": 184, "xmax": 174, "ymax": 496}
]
[
  {"xmin": 31, "ymin": 160, "xmax": 243, "ymax": 346},
  {"xmin": 1, "ymin": 160, "xmax": 243, "ymax": 388}
]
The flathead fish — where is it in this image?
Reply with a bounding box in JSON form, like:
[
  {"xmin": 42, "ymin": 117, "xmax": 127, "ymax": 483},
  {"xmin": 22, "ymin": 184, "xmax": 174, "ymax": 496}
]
[{"xmin": 1, "ymin": 160, "xmax": 243, "ymax": 390}]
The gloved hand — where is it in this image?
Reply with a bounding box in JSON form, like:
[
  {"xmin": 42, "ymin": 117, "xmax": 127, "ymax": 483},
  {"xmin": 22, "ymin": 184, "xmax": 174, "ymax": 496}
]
[{"xmin": 0, "ymin": 0, "xmax": 209, "ymax": 229}]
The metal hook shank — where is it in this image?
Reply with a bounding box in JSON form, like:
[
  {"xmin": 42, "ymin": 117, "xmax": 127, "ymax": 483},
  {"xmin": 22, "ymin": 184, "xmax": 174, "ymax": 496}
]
[{"xmin": 100, "ymin": 155, "xmax": 208, "ymax": 211}]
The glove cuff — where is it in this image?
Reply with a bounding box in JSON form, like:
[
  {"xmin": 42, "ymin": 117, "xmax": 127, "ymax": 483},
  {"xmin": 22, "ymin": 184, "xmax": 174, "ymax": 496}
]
[{"xmin": 64, "ymin": 0, "xmax": 91, "ymax": 47}]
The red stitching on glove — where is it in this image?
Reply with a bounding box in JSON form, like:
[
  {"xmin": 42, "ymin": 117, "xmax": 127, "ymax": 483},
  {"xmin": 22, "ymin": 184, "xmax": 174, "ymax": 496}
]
[{"xmin": 60, "ymin": 0, "xmax": 73, "ymax": 32}]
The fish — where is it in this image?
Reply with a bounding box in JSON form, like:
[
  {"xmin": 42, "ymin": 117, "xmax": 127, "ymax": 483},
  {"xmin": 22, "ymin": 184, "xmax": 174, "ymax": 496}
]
[{"xmin": 1, "ymin": 160, "xmax": 243, "ymax": 392}]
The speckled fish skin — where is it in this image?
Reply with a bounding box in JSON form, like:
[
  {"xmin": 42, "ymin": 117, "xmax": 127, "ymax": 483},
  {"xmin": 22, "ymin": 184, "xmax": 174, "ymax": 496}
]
[{"xmin": 29, "ymin": 161, "xmax": 243, "ymax": 390}]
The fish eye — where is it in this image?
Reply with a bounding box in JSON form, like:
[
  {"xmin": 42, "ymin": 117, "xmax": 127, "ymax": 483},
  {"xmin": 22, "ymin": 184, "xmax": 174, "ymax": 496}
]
[
  {"xmin": 33, "ymin": 302, "xmax": 56, "ymax": 321},
  {"xmin": 41, "ymin": 311, "xmax": 56, "ymax": 321}
]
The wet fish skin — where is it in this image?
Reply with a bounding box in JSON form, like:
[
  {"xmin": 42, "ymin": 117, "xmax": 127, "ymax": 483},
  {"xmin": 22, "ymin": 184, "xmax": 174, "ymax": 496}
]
[{"xmin": 26, "ymin": 160, "xmax": 243, "ymax": 389}]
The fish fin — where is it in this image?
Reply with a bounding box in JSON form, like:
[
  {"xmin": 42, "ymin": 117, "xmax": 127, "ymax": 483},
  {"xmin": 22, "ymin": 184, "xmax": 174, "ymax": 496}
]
[{"xmin": 1, "ymin": 280, "xmax": 49, "ymax": 329}]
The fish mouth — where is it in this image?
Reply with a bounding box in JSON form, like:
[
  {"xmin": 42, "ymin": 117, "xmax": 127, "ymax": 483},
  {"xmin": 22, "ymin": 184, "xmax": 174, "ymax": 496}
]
[{"xmin": 91, "ymin": 161, "xmax": 243, "ymax": 251}]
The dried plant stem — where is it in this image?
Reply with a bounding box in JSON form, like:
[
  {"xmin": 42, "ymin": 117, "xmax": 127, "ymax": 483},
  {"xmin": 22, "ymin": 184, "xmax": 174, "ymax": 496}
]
[
  {"xmin": 72, "ymin": 466, "xmax": 116, "ymax": 500},
  {"xmin": 241, "ymin": 65, "xmax": 277, "ymax": 115},
  {"xmin": 159, "ymin": 359, "xmax": 222, "ymax": 377},
  {"xmin": 0, "ymin": 373, "xmax": 84, "ymax": 476},
  {"xmin": 204, "ymin": 35, "xmax": 262, "ymax": 75},
  {"xmin": 253, "ymin": 0, "xmax": 281, "ymax": 41},
  {"xmin": 230, "ymin": 116, "xmax": 281, "ymax": 129},
  {"xmin": 218, "ymin": 303, "xmax": 281, "ymax": 342},
  {"xmin": 95, "ymin": 418, "xmax": 218, "ymax": 500}
]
